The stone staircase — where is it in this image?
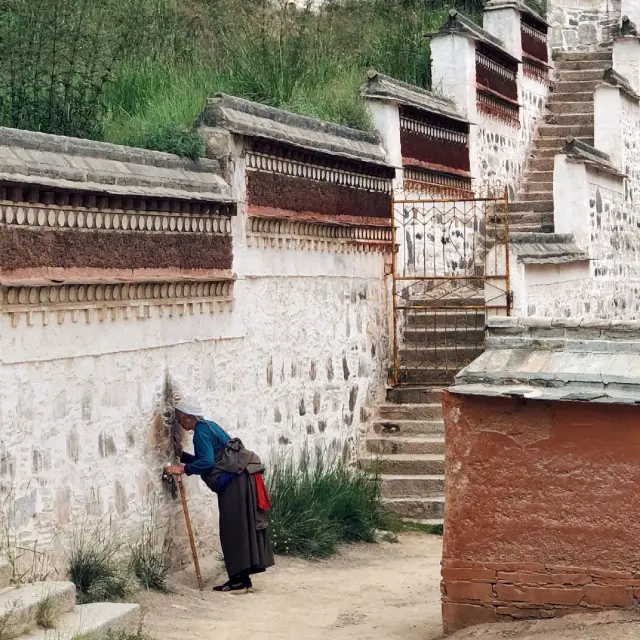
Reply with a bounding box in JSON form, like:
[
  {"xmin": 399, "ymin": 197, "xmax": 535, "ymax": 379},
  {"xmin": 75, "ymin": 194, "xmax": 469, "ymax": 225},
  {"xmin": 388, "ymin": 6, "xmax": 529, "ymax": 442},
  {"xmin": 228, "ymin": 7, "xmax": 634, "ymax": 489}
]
[
  {"xmin": 364, "ymin": 386, "xmax": 445, "ymax": 525},
  {"xmin": 0, "ymin": 561, "xmax": 139, "ymax": 640},
  {"xmin": 510, "ymin": 50, "xmax": 613, "ymax": 233}
]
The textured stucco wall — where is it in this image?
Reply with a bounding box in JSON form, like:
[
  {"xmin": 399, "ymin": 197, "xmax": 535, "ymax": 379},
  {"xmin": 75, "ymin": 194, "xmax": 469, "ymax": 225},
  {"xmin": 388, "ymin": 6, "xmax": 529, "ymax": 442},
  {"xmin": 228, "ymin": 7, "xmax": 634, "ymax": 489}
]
[
  {"xmin": 0, "ymin": 205, "xmax": 391, "ymax": 570},
  {"xmin": 548, "ymin": 0, "xmax": 621, "ymax": 51},
  {"xmin": 441, "ymin": 391, "xmax": 640, "ymax": 632}
]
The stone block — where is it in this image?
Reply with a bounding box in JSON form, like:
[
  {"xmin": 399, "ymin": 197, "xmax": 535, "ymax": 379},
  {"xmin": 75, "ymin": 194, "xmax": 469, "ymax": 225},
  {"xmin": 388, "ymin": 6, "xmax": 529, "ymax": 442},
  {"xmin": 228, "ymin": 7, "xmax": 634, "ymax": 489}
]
[
  {"xmin": 583, "ymin": 584, "xmax": 634, "ymax": 607},
  {"xmin": 494, "ymin": 584, "xmax": 584, "ymax": 606},
  {"xmin": 444, "ymin": 581, "xmax": 493, "ymax": 602}
]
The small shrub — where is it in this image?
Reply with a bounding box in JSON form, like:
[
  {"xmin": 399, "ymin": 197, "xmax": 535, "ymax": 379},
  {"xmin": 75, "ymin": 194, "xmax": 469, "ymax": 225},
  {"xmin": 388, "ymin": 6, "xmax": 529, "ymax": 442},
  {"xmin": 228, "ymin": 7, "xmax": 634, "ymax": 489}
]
[
  {"xmin": 130, "ymin": 123, "xmax": 205, "ymax": 160},
  {"xmin": 36, "ymin": 594, "xmax": 59, "ymax": 630},
  {"xmin": 129, "ymin": 516, "xmax": 172, "ymax": 593},
  {"xmin": 67, "ymin": 522, "xmax": 130, "ymax": 605},
  {"xmin": 267, "ymin": 445, "xmax": 384, "ymax": 559},
  {"xmin": 74, "ymin": 624, "xmax": 154, "ymax": 640}
]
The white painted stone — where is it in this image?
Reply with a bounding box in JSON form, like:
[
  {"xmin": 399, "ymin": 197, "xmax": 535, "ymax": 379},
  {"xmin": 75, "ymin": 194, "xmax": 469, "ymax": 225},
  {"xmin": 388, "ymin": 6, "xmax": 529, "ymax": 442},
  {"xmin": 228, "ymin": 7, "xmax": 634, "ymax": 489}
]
[
  {"xmin": 366, "ymin": 101, "xmax": 402, "ymax": 170},
  {"xmin": 613, "ymin": 37, "xmax": 640, "ymax": 93},
  {"xmin": 548, "ymin": 0, "xmax": 621, "ymax": 51},
  {"xmin": 483, "ymin": 6, "xmax": 522, "ymax": 58},
  {"xmin": 430, "ymin": 35, "xmax": 477, "ymax": 121},
  {"xmin": 595, "ymin": 83, "xmax": 624, "ymax": 169},
  {"xmin": 554, "ymin": 154, "xmax": 591, "ymax": 249}
]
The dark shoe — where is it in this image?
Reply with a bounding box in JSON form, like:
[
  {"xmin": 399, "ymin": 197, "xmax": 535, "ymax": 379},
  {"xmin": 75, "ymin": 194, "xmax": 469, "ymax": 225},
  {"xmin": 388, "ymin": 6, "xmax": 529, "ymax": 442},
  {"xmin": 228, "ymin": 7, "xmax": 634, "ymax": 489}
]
[{"xmin": 213, "ymin": 577, "xmax": 252, "ymax": 594}]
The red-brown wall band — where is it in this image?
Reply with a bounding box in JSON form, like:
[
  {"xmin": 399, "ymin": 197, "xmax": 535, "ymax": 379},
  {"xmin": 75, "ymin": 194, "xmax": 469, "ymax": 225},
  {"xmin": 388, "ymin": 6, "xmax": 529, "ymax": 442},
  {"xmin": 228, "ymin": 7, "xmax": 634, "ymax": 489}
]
[
  {"xmin": 0, "ymin": 228, "xmax": 232, "ymax": 272},
  {"xmin": 246, "ymin": 170, "xmax": 391, "ymax": 220},
  {"xmin": 441, "ymin": 391, "xmax": 640, "ymax": 633},
  {"xmin": 400, "ymin": 130, "xmax": 470, "ymax": 173}
]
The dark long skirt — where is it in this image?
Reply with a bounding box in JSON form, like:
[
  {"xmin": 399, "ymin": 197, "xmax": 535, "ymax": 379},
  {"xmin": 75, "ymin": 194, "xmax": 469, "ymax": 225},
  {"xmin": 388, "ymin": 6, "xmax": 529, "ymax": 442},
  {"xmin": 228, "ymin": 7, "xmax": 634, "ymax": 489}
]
[{"xmin": 217, "ymin": 472, "xmax": 275, "ymax": 579}]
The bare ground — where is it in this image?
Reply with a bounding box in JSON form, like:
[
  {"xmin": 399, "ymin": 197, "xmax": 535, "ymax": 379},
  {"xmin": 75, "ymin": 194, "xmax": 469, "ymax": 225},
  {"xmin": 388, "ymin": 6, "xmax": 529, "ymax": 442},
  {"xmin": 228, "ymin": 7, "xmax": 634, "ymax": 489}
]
[{"xmin": 137, "ymin": 535, "xmax": 640, "ymax": 640}]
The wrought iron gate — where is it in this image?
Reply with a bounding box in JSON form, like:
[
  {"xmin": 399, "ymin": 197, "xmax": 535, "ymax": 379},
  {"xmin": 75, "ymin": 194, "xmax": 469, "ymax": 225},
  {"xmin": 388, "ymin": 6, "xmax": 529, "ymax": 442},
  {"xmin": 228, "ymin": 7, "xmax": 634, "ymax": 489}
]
[{"xmin": 391, "ymin": 188, "xmax": 512, "ymax": 386}]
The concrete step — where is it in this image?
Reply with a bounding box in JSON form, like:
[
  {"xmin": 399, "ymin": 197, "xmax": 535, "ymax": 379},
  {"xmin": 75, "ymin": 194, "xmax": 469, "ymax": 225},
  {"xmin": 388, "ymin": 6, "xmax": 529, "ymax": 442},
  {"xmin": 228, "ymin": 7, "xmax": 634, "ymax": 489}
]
[
  {"xmin": 509, "ymin": 222, "xmax": 549, "ymax": 233},
  {"xmin": 406, "ymin": 310, "xmax": 486, "ymax": 328},
  {"xmin": 399, "ymin": 368, "xmax": 457, "ymax": 385},
  {"xmin": 386, "ymin": 386, "xmax": 442, "ymax": 404},
  {"xmin": 383, "ymin": 496, "xmax": 446, "ymax": 520},
  {"xmin": 402, "ymin": 325, "xmax": 485, "ymax": 346},
  {"xmin": 554, "ymin": 59, "xmax": 612, "ymax": 71},
  {"xmin": 545, "ymin": 113, "xmax": 593, "ymax": 126},
  {"xmin": 25, "ymin": 603, "xmax": 141, "ymax": 640},
  {"xmin": 378, "ymin": 403, "xmax": 442, "ymax": 421},
  {"xmin": 405, "ymin": 294, "xmax": 484, "ymax": 309},
  {"xmin": 525, "ymin": 170, "xmax": 553, "ymax": 181},
  {"xmin": 510, "ymin": 199, "xmax": 554, "ymax": 213},
  {"xmin": 0, "ymin": 562, "xmax": 11, "ymax": 590},
  {"xmin": 547, "ymin": 101, "xmax": 594, "ymax": 115},
  {"xmin": 537, "ymin": 123, "xmax": 594, "ymax": 138},
  {"xmin": 0, "ymin": 582, "xmax": 76, "ymax": 638},
  {"xmin": 548, "ymin": 91, "xmax": 594, "ymax": 104},
  {"xmin": 404, "ymin": 517, "xmax": 445, "ymax": 527},
  {"xmin": 373, "ymin": 419, "xmax": 444, "ymax": 437},
  {"xmin": 528, "ymin": 154, "xmax": 556, "ymax": 166},
  {"xmin": 553, "ymin": 51, "xmax": 612, "ymax": 62},
  {"xmin": 556, "ymin": 68, "xmax": 604, "ymax": 81},
  {"xmin": 399, "ymin": 345, "xmax": 483, "ymax": 365},
  {"xmin": 507, "ymin": 211, "xmax": 554, "ymax": 226},
  {"xmin": 367, "ymin": 435, "xmax": 445, "ymax": 456},
  {"xmin": 520, "ymin": 182, "xmax": 553, "ymax": 195},
  {"xmin": 553, "ymin": 80, "xmax": 598, "ymax": 94},
  {"xmin": 541, "ymin": 136, "xmax": 593, "ymax": 148},
  {"xmin": 381, "ymin": 474, "xmax": 445, "ymax": 498},
  {"xmin": 363, "ymin": 453, "xmax": 445, "ymax": 475}
]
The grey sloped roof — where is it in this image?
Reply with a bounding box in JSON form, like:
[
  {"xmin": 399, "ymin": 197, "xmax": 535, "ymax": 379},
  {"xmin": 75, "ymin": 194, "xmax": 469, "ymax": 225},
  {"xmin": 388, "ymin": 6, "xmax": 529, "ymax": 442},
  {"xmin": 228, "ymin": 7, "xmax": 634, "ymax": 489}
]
[
  {"xmin": 601, "ymin": 65, "xmax": 640, "ymax": 102},
  {"xmin": 483, "ymin": 0, "xmax": 550, "ymax": 28},
  {"xmin": 451, "ymin": 317, "xmax": 640, "ymax": 405},
  {"xmin": 509, "ymin": 232, "xmax": 589, "ymax": 264},
  {"xmin": 200, "ymin": 93, "xmax": 389, "ymax": 166},
  {"xmin": 429, "ymin": 9, "xmax": 521, "ymax": 64},
  {"xmin": 564, "ymin": 136, "xmax": 626, "ymax": 178},
  {"xmin": 0, "ymin": 127, "xmax": 231, "ymax": 202},
  {"xmin": 360, "ymin": 71, "xmax": 469, "ymax": 124}
]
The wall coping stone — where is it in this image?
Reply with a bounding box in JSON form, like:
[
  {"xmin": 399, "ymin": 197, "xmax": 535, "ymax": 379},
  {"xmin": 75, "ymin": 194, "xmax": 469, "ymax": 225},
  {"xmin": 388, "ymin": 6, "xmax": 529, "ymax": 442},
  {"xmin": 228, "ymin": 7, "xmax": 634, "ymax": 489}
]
[
  {"xmin": 451, "ymin": 317, "xmax": 640, "ymax": 404},
  {"xmin": 601, "ymin": 65, "xmax": 640, "ymax": 102},
  {"xmin": 508, "ymin": 232, "xmax": 589, "ymax": 264},
  {"xmin": 200, "ymin": 93, "xmax": 389, "ymax": 167},
  {"xmin": 360, "ymin": 71, "xmax": 470, "ymax": 124},
  {"xmin": 564, "ymin": 136, "xmax": 627, "ymax": 179},
  {"xmin": 620, "ymin": 16, "xmax": 639, "ymax": 38},
  {"xmin": 0, "ymin": 127, "xmax": 232, "ymax": 202},
  {"xmin": 429, "ymin": 9, "xmax": 522, "ymax": 64}
]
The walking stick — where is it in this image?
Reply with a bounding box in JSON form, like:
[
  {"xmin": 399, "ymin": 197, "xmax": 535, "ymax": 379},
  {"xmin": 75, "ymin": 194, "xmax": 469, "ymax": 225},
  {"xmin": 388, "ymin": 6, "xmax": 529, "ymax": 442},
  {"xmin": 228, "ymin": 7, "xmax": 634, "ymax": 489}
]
[{"xmin": 176, "ymin": 474, "xmax": 204, "ymax": 593}]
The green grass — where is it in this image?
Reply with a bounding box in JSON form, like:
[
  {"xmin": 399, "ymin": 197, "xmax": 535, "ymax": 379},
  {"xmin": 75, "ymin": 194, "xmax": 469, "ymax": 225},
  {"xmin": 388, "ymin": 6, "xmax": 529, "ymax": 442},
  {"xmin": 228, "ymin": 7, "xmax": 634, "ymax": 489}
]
[{"xmin": 267, "ymin": 445, "xmax": 385, "ymax": 559}]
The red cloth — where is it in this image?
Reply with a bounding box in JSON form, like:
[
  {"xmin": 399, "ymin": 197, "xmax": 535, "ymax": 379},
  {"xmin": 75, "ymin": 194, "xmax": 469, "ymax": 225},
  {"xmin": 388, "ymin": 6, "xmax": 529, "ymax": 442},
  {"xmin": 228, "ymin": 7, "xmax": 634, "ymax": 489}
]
[{"xmin": 255, "ymin": 474, "xmax": 272, "ymax": 512}]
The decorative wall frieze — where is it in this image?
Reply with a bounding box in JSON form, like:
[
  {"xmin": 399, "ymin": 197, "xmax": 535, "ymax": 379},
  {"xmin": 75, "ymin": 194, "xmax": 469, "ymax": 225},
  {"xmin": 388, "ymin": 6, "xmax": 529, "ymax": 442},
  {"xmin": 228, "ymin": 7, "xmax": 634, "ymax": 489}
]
[
  {"xmin": 403, "ymin": 167, "xmax": 473, "ymax": 197},
  {"xmin": 0, "ymin": 202, "xmax": 232, "ymax": 234},
  {"xmin": 246, "ymin": 216, "xmax": 393, "ymax": 254},
  {"xmin": 477, "ymin": 88, "xmax": 521, "ymax": 127},
  {"xmin": 246, "ymin": 151, "xmax": 390, "ymax": 193},
  {"xmin": 1, "ymin": 279, "xmax": 234, "ymax": 327}
]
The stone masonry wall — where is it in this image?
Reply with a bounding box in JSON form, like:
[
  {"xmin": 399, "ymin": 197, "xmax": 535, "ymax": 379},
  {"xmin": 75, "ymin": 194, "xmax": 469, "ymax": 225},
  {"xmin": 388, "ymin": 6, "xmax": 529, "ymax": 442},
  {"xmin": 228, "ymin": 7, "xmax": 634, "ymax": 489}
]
[
  {"xmin": 526, "ymin": 94, "xmax": 640, "ymax": 319},
  {"xmin": 548, "ymin": 0, "xmax": 621, "ymax": 51},
  {"xmin": 0, "ymin": 238, "xmax": 390, "ymax": 569},
  {"xmin": 441, "ymin": 391, "xmax": 640, "ymax": 633}
]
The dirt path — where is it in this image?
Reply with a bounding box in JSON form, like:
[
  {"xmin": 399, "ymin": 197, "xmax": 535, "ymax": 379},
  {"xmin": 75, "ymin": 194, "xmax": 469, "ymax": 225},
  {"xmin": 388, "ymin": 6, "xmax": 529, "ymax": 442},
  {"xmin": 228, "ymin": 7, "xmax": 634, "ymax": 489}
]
[
  {"xmin": 137, "ymin": 535, "xmax": 640, "ymax": 640},
  {"xmin": 138, "ymin": 533, "xmax": 444, "ymax": 640}
]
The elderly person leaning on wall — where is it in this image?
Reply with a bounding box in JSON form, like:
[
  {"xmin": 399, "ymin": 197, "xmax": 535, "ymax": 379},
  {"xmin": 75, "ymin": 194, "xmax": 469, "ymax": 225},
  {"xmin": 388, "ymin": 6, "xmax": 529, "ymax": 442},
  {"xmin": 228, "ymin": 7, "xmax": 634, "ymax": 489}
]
[{"xmin": 166, "ymin": 396, "xmax": 275, "ymax": 593}]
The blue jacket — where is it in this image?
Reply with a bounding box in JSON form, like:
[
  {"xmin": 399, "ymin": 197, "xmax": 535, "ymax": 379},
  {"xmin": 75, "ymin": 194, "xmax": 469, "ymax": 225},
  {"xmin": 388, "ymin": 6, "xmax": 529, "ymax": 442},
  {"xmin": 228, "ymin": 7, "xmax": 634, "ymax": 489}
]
[{"xmin": 180, "ymin": 420, "xmax": 231, "ymax": 476}]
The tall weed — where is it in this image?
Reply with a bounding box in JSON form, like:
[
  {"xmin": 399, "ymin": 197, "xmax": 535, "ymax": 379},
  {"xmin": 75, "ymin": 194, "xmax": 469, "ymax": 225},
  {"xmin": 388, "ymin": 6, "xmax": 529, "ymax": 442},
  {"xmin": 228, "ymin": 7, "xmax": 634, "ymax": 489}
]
[{"xmin": 267, "ymin": 445, "xmax": 383, "ymax": 559}]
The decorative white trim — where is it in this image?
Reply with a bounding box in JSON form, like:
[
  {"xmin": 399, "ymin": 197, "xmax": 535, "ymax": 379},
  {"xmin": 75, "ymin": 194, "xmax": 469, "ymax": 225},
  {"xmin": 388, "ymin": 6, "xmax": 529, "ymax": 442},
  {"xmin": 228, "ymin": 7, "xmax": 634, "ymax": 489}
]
[
  {"xmin": 246, "ymin": 152, "xmax": 389, "ymax": 193},
  {"xmin": 0, "ymin": 203, "xmax": 232, "ymax": 234},
  {"xmin": 400, "ymin": 117, "xmax": 468, "ymax": 145},
  {"xmin": 1, "ymin": 280, "xmax": 234, "ymax": 327},
  {"xmin": 246, "ymin": 216, "xmax": 392, "ymax": 253}
]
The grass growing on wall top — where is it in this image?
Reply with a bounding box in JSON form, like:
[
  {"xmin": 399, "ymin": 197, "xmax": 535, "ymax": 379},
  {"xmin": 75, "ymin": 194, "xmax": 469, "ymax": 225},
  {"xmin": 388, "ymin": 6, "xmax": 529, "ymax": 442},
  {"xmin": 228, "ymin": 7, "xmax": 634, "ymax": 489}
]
[{"xmin": 0, "ymin": 0, "xmax": 487, "ymax": 156}]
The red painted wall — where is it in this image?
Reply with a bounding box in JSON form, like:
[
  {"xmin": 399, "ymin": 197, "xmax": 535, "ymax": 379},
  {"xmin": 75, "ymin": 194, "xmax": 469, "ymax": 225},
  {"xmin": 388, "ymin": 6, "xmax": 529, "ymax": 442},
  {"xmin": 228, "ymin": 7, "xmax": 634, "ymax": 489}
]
[{"xmin": 441, "ymin": 391, "xmax": 640, "ymax": 633}]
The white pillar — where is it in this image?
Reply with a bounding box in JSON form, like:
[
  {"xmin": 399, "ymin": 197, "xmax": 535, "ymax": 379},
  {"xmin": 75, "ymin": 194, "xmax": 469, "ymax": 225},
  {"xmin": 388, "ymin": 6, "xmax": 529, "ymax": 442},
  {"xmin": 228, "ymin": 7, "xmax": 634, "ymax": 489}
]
[
  {"xmin": 613, "ymin": 37, "xmax": 640, "ymax": 93},
  {"xmin": 483, "ymin": 6, "xmax": 522, "ymax": 58},
  {"xmin": 594, "ymin": 83, "xmax": 624, "ymax": 170},
  {"xmin": 553, "ymin": 155, "xmax": 591, "ymax": 252},
  {"xmin": 430, "ymin": 34, "xmax": 477, "ymax": 121}
]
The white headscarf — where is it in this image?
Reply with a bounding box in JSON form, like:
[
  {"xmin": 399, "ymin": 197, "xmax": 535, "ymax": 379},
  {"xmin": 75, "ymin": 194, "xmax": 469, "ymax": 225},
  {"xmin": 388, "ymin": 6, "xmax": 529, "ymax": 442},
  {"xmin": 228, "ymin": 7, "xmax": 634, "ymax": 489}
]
[{"xmin": 174, "ymin": 395, "xmax": 204, "ymax": 418}]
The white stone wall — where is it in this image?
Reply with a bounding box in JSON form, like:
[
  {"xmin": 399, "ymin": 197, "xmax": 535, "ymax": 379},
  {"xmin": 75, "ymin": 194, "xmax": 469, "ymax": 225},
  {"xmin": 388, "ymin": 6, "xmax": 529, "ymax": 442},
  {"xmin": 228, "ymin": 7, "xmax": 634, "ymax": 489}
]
[
  {"xmin": 548, "ymin": 0, "xmax": 621, "ymax": 51},
  {"xmin": 527, "ymin": 93, "xmax": 640, "ymax": 319},
  {"xmin": 0, "ymin": 206, "xmax": 391, "ymax": 569}
]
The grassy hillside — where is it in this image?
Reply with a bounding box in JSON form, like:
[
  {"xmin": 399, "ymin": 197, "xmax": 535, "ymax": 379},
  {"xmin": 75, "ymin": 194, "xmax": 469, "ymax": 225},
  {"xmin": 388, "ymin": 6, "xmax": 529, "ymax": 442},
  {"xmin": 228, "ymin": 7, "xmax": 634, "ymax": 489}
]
[{"xmin": 0, "ymin": 0, "xmax": 543, "ymax": 157}]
